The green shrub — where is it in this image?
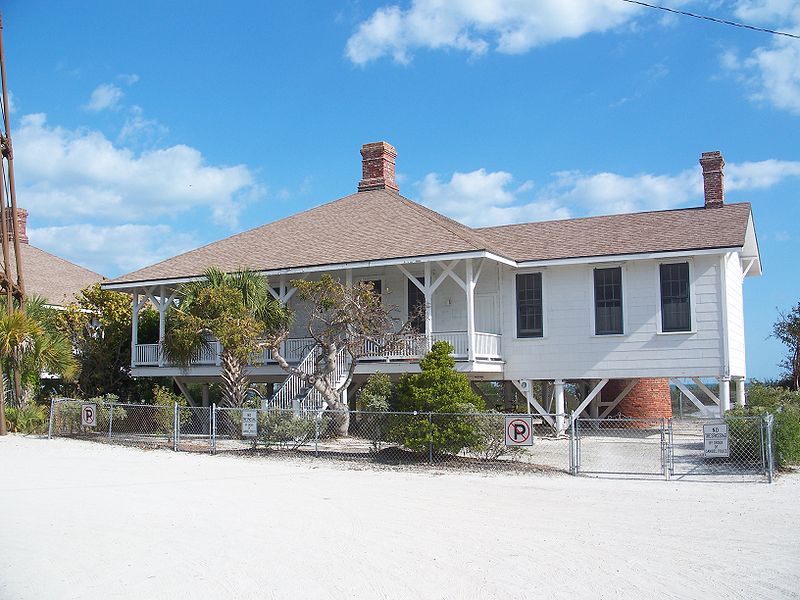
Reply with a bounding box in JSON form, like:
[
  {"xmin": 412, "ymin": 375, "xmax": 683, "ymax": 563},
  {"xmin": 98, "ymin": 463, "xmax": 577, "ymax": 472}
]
[
  {"xmin": 468, "ymin": 411, "xmax": 524, "ymax": 460},
  {"xmin": 57, "ymin": 396, "xmax": 127, "ymax": 434},
  {"xmin": 151, "ymin": 385, "xmax": 190, "ymax": 434},
  {"xmin": 390, "ymin": 341, "xmax": 485, "ymax": 455},
  {"xmin": 357, "ymin": 373, "xmax": 393, "ymax": 449},
  {"xmin": 258, "ymin": 411, "xmax": 317, "ymax": 449},
  {"xmin": 5, "ymin": 404, "xmax": 49, "ymax": 434},
  {"xmin": 727, "ymin": 383, "xmax": 800, "ymax": 467}
]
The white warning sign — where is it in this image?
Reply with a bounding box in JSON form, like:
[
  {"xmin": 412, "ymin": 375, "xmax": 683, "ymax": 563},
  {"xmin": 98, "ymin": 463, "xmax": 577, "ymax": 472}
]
[
  {"xmin": 703, "ymin": 422, "xmax": 729, "ymax": 458},
  {"xmin": 242, "ymin": 409, "xmax": 258, "ymax": 438},
  {"xmin": 505, "ymin": 416, "xmax": 534, "ymax": 446}
]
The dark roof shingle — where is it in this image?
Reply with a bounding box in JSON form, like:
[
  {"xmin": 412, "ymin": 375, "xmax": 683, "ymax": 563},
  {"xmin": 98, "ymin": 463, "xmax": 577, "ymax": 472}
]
[{"xmin": 107, "ymin": 191, "xmax": 753, "ymax": 285}]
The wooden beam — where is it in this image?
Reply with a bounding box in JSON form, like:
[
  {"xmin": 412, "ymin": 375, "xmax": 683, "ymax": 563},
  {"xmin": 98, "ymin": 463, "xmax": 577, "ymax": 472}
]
[
  {"xmin": 570, "ymin": 378, "xmax": 609, "ymax": 422},
  {"xmin": 511, "ymin": 380, "xmax": 554, "ymax": 428},
  {"xmin": 599, "ymin": 379, "xmax": 637, "ymax": 418},
  {"xmin": 672, "ymin": 379, "xmax": 711, "ymax": 416},
  {"xmin": 173, "ymin": 378, "xmax": 198, "ymax": 407},
  {"xmin": 397, "ymin": 264, "xmax": 426, "ymax": 292},
  {"xmin": 692, "ymin": 377, "xmax": 720, "ymax": 405}
]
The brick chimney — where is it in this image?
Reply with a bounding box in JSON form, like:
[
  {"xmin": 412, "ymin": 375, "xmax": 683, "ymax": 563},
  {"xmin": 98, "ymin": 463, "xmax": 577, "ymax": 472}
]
[
  {"xmin": 358, "ymin": 141, "xmax": 399, "ymax": 193},
  {"xmin": 4, "ymin": 207, "xmax": 28, "ymax": 244},
  {"xmin": 700, "ymin": 151, "xmax": 724, "ymax": 208}
]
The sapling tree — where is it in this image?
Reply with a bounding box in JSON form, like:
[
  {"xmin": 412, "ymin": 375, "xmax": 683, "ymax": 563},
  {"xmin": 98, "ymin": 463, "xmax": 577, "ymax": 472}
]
[
  {"xmin": 774, "ymin": 302, "xmax": 800, "ymax": 390},
  {"xmin": 267, "ymin": 275, "xmax": 418, "ymax": 436}
]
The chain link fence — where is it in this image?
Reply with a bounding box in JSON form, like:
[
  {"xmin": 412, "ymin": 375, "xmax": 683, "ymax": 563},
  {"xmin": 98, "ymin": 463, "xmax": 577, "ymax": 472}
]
[
  {"xmin": 571, "ymin": 414, "xmax": 774, "ymax": 482},
  {"xmin": 47, "ymin": 399, "xmax": 775, "ymax": 482}
]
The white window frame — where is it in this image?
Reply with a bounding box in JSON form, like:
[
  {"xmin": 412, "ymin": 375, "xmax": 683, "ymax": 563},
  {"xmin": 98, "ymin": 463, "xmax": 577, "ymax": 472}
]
[
  {"xmin": 514, "ymin": 269, "xmax": 548, "ymax": 340},
  {"xmin": 655, "ymin": 258, "xmax": 697, "ymax": 335},
  {"xmin": 589, "ymin": 263, "xmax": 627, "ymax": 337}
]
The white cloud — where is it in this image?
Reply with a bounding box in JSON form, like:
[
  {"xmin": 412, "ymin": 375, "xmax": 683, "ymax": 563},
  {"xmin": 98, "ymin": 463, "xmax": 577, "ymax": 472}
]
[
  {"xmin": 723, "ymin": 2, "xmax": 800, "ymax": 115},
  {"xmin": 346, "ymin": 0, "xmax": 642, "ymax": 64},
  {"xmin": 85, "ymin": 83, "xmax": 124, "ymax": 112},
  {"xmin": 416, "ymin": 158, "xmax": 800, "ymax": 227},
  {"xmin": 29, "ymin": 224, "xmax": 199, "ymax": 276},
  {"xmin": 416, "ymin": 168, "xmax": 570, "ymax": 226},
  {"xmin": 118, "ymin": 105, "xmax": 168, "ymax": 144},
  {"xmin": 117, "ymin": 73, "xmax": 140, "ymax": 85},
  {"xmin": 14, "ymin": 113, "xmax": 264, "ymax": 228}
]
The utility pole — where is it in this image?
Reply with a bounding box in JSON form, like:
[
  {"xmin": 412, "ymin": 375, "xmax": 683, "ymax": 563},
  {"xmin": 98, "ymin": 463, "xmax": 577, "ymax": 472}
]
[{"xmin": 0, "ymin": 13, "xmax": 26, "ymax": 435}]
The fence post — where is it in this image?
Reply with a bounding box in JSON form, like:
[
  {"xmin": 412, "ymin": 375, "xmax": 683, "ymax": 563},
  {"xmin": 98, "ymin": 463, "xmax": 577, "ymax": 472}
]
[
  {"xmin": 765, "ymin": 414, "xmax": 774, "ymax": 484},
  {"xmin": 108, "ymin": 403, "xmax": 114, "ymax": 439},
  {"xmin": 661, "ymin": 418, "xmax": 669, "ymax": 481},
  {"xmin": 568, "ymin": 413, "xmax": 575, "ymax": 475},
  {"xmin": 428, "ymin": 412, "xmax": 433, "ymax": 465},
  {"xmin": 173, "ymin": 402, "xmax": 178, "ymax": 452},
  {"xmin": 47, "ymin": 398, "xmax": 55, "ymax": 439},
  {"xmin": 314, "ymin": 415, "xmax": 320, "ymax": 457},
  {"xmin": 211, "ymin": 403, "xmax": 217, "ymax": 455}
]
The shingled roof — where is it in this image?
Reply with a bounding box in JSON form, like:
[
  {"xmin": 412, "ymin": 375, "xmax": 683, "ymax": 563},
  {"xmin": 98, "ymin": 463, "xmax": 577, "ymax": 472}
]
[
  {"xmin": 106, "ymin": 143, "xmax": 755, "ymax": 287},
  {"xmin": 109, "ymin": 189, "xmax": 496, "ymax": 285},
  {"xmin": 476, "ymin": 202, "xmax": 753, "ymax": 262},
  {"xmin": 10, "ymin": 244, "xmax": 104, "ymax": 306}
]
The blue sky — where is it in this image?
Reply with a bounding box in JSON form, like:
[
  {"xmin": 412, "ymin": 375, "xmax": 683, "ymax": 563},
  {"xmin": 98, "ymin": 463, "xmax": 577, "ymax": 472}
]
[{"xmin": 4, "ymin": 0, "xmax": 799, "ymax": 379}]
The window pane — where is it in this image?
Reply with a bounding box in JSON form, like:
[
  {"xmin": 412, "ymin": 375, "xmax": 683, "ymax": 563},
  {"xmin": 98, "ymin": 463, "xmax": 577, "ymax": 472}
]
[
  {"xmin": 594, "ymin": 267, "xmax": 623, "ymax": 335},
  {"xmin": 516, "ymin": 273, "xmax": 543, "ymax": 338},
  {"xmin": 407, "ymin": 277, "xmax": 426, "ymax": 333},
  {"xmin": 660, "ymin": 263, "xmax": 691, "ymax": 332}
]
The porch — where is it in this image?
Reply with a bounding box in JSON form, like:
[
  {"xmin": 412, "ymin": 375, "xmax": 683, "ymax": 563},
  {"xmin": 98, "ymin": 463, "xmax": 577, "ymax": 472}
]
[{"xmin": 132, "ymin": 330, "xmax": 503, "ymax": 367}]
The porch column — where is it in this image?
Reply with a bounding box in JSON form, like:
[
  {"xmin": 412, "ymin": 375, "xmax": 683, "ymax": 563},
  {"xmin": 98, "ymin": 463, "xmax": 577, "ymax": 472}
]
[
  {"xmin": 158, "ymin": 285, "xmax": 167, "ymax": 367},
  {"xmin": 554, "ymin": 379, "xmax": 566, "ymax": 435},
  {"xmin": 465, "ymin": 259, "xmax": 476, "ymax": 362},
  {"xmin": 719, "ymin": 376, "xmax": 731, "ymax": 416},
  {"xmin": 131, "ymin": 292, "xmax": 140, "ymax": 367},
  {"xmin": 735, "ymin": 377, "xmax": 746, "ymax": 407},
  {"xmin": 424, "ymin": 262, "xmax": 433, "ymax": 350}
]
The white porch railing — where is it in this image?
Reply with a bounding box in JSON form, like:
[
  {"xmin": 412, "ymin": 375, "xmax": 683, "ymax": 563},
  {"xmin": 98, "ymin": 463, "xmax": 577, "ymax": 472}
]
[
  {"xmin": 135, "ymin": 343, "xmax": 159, "ymax": 366},
  {"xmin": 132, "ymin": 331, "xmax": 502, "ymax": 367},
  {"xmin": 431, "ymin": 332, "xmax": 469, "ymax": 358},
  {"xmin": 474, "ymin": 332, "xmax": 502, "ymax": 360}
]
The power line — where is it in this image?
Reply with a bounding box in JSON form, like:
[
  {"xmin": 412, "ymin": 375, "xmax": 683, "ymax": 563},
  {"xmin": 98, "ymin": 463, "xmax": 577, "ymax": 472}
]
[{"xmin": 620, "ymin": 0, "xmax": 800, "ymax": 39}]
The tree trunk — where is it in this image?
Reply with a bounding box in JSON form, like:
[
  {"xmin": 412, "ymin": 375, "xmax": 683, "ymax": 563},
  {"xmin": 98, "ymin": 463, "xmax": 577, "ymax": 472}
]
[
  {"xmin": 0, "ymin": 373, "xmax": 6, "ymax": 436},
  {"xmin": 220, "ymin": 350, "xmax": 249, "ymax": 407}
]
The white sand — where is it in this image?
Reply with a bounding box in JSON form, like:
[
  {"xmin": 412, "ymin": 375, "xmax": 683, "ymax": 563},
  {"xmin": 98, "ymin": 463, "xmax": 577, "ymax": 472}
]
[{"xmin": 1, "ymin": 435, "xmax": 798, "ymax": 600}]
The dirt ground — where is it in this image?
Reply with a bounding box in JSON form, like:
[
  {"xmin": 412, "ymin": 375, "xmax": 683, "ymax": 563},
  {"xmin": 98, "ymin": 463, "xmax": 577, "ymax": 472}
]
[{"xmin": 1, "ymin": 435, "xmax": 798, "ymax": 600}]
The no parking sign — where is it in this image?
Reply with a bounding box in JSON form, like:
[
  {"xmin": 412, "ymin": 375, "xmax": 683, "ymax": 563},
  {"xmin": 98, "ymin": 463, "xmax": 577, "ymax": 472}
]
[
  {"xmin": 504, "ymin": 416, "xmax": 534, "ymax": 446},
  {"xmin": 81, "ymin": 404, "xmax": 97, "ymax": 427}
]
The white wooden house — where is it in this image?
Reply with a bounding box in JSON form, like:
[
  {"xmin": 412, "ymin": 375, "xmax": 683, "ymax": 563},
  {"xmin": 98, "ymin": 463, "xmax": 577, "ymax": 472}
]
[{"xmin": 102, "ymin": 144, "xmax": 760, "ymax": 423}]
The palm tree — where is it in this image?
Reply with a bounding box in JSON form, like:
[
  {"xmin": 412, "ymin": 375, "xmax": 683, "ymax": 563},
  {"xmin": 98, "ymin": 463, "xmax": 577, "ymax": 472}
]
[
  {"xmin": 0, "ymin": 310, "xmax": 41, "ymax": 435},
  {"xmin": 162, "ymin": 268, "xmax": 289, "ymax": 407}
]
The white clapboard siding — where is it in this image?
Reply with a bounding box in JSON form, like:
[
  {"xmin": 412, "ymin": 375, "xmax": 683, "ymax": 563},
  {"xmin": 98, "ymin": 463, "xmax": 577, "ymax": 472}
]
[{"xmin": 500, "ymin": 255, "xmax": 732, "ymax": 380}]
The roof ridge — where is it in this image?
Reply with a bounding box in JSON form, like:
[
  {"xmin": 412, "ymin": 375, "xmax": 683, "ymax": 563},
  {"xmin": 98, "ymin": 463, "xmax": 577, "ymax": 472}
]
[{"xmin": 476, "ymin": 202, "xmax": 752, "ymax": 232}]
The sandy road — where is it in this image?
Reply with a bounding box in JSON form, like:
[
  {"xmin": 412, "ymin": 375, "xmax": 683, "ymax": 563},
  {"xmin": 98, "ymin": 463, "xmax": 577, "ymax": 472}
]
[{"xmin": 1, "ymin": 435, "xmax": 798, "ymax": 600}]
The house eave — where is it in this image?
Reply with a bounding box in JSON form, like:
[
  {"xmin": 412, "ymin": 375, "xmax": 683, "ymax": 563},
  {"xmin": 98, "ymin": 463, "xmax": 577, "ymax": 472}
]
[
  {"xmin": 102, "ymin": 250, "xmax": 517, "ymax": 292},
  {"xmin": 515, "ymin": 246, "xmax": 743, "ymax": 269}
]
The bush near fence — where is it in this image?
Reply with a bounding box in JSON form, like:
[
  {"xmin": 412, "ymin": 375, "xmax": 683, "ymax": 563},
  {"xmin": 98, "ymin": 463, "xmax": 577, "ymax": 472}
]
[{"xmin": 727, "ymin": 384, "xmax": 800, "ymax": 467}]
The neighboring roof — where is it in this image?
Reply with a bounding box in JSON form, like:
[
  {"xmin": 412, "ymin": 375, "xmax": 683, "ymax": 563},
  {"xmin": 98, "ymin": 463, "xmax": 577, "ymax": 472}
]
[
  {"xmin": 109, "ymin": 189, "xmax": 495, "ymax": 284},
  {"xmin": 9, "ymin": 244, "xmax": 105, "ymax": 306},
  {"xmin": 107, "ymin": 191, "xmax": 754, "ymax": 286},
  {"xmin": 476, "ymin": 202, "xmax": 753, "ymax": 263}
]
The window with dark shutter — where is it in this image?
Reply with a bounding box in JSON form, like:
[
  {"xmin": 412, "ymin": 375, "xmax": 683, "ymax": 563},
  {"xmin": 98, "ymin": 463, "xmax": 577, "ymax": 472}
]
[
  {"xmin": 594, "ymin": 267, "xmax": 623, "ymax": 335},
  {"xmin": 660, "ymin": 263, "xmax": 691, "ymax": 332},
  {"xmin": 516, "ymin": 273, "xmax": 543, "ymax": 338}
]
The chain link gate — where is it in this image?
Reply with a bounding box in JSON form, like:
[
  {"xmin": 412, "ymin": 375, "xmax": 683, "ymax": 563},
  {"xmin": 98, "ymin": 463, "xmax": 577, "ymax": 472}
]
[
  {"xmin": 571, "ymin": 415, "xmax": 774, "ymax": 482},
  {"xmin": 572, "ymin": 417, "xmax": 669, "ymax": 479}
]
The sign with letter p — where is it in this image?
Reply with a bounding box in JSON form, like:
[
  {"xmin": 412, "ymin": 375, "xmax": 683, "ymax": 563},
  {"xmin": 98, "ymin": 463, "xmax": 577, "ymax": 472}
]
[
  {"xmin": 81, "ymin": 403, "xmax": 97, "ymax": 427},
  {"xmin": 504, "ymin": 416, "xmax": 534, "ymax": 446}
]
